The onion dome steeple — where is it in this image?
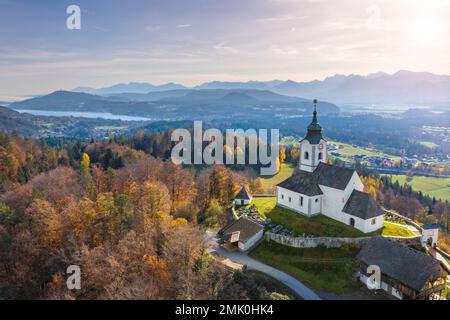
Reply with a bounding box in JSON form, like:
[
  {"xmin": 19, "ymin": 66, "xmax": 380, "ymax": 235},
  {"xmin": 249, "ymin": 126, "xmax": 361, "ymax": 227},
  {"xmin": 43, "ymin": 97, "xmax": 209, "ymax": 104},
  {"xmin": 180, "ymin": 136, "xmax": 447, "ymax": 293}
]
[{"xmin": 302, "ymin": 99, "xmax": 323, "ymax": 144}]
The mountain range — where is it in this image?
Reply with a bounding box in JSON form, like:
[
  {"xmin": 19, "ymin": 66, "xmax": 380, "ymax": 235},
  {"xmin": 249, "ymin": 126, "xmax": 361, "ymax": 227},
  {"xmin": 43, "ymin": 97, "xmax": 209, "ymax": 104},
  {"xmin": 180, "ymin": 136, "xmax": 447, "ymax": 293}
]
[
  {"xmin": 72, "ymin": 71, "xmax": 450, "ymax": 106},
  {"xmin": 73, "ymin": 82, "xmax": 187, "ymax": 95}
]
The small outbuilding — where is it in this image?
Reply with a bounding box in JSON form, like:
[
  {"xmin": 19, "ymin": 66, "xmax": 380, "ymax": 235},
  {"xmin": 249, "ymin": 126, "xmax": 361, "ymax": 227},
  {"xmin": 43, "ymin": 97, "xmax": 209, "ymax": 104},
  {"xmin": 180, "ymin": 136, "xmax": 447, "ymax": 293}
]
[
  {"xmin": 421, "ymin": 223, "xmax": 439, "ymax": 248},
  {"xmin": 219, "ymin": 218, "xmax": 263, "ymax": 252},
  {"xmin": 234, "ymin": 186, "xmax": 252, "ymax": 206}
]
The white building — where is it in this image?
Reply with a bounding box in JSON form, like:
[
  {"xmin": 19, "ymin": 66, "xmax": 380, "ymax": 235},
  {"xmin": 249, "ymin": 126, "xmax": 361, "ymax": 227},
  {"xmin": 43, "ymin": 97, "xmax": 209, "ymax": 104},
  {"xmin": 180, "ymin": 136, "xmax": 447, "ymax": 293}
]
[
  {"xmin": 276, "ymin": 100, "xmax": 384, "ymax": 234},
  {"xmin": 234, "ymin": 186, "xmax": 252, "ymax": 206},
  {"xmin": 421, "ymin": 223, "xmax": 439, "ymax": 248},
  {"xmin": 220, "ymin": 218, "xmax": 264, "ymax": 252}
]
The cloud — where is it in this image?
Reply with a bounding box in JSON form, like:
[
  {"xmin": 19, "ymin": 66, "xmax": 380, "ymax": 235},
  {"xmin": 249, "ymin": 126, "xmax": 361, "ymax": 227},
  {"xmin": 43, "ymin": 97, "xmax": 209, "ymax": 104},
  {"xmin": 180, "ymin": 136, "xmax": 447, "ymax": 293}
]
[
  {"xmin": 269, "ymin": 45, "xmax": 298, "ymax": 55},
  {"xmin": 213, "ymin": 42, "xmax": 238, "ymax": 54},
  {"xmin": 176, "ymin": 24, "xmax": 192, "ymax": 28}
]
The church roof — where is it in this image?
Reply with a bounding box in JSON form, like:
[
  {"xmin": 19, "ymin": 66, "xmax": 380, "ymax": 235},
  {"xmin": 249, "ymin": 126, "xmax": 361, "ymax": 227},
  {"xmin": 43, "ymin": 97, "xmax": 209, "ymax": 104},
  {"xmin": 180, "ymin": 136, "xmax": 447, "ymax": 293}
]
[
  {"xmin": 235, "ymin": 186, "xmax": 251, "ymax": 200},
  {"xmin": 357, "ymin": 237, "xmax": 446, "ymax": 292},
  {"xmin": 343, "ymin": 190, "xmax": 385, "ymax": 219},
  {"xmin": 314, "ymin": 162, "xmax": 355, "ymax": 190},
  {"xmin": 277, "ymin": 162, "xmax": 355, "ymax": 195},
  {"xmin": 277, "ymin": 170, "xmax": 323, "ymax": 196}
]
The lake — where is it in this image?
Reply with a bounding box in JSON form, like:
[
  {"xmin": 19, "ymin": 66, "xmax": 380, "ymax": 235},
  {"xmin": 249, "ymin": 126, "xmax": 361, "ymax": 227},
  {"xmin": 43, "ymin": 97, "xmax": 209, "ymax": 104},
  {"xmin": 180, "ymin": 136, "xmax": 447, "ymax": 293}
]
[{"xmin": 13, "ymin": 109, "xmax": 152, "ymax": 121}]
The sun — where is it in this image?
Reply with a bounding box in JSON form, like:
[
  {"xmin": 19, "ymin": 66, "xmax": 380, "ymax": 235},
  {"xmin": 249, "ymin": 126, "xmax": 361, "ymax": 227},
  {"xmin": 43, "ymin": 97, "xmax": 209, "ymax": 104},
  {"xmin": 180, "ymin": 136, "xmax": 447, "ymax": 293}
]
[{"xmin": 410, "ymin": 18, "xmax": 440, "ymax": 47}]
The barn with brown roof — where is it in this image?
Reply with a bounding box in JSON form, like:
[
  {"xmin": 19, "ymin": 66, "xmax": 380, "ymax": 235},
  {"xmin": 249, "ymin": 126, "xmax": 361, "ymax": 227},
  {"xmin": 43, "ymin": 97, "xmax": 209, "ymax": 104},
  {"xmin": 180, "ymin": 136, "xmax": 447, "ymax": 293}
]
[
  {"xmin": 357, "ymin": 237, "xmax": 448, "ymax": 299},
  {"xmin": 219, "ymin": 217, "xmax": 264, "ymax": 252}
]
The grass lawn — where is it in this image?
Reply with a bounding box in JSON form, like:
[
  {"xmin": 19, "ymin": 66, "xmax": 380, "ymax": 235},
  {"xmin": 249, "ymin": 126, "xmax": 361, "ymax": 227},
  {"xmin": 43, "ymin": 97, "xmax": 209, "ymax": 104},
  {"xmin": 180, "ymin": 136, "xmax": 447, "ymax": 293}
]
[
  {"xmin": 386, "ymin": 174, "xmax": 450, "ymax": 202},
  {"xmin": 250, "ymin": 241, "xmax": 360, "ymax": 295},
  {"xmin": 381, "ymin": 221, "xmax": 415, "ymax": 237},
  {"xmin": 260, "ymin": 163, "xmax": 295, "ymax": 193},
  {"xmin": 251, "ymin": 197, "xmax": 367, "ymax": 237}
]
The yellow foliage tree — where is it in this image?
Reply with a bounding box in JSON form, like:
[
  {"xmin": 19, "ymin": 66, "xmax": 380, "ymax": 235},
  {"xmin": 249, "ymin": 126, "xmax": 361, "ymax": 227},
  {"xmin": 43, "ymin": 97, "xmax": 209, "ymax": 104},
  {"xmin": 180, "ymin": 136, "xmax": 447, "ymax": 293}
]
[{"xmin": 80, "ymin": 152, "xmax": 90, "ymax": 173}]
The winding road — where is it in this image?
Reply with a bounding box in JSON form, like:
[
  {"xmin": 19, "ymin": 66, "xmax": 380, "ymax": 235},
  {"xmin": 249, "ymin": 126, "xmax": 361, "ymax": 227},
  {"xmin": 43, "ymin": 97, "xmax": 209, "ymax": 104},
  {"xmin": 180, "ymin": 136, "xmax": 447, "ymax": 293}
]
[{"xmin": 204, "ymin": 231, "xmax": 321, "ymax": 300}]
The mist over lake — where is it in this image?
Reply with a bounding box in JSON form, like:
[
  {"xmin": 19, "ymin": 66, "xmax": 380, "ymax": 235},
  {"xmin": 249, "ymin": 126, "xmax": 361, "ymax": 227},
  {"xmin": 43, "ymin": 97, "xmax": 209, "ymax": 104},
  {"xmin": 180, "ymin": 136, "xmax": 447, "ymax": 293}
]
[{"xmin": 13, "ymin": 109, "xmax": 152, "ymax": 121}]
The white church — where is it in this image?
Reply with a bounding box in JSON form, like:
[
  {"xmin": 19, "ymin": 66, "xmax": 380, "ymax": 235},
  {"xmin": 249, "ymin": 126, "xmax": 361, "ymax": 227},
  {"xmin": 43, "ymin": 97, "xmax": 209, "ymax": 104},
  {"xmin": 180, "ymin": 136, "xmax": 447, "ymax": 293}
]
[{"xmin": 276, "ymin": 100, "xmax": 385, "ymax": 234}]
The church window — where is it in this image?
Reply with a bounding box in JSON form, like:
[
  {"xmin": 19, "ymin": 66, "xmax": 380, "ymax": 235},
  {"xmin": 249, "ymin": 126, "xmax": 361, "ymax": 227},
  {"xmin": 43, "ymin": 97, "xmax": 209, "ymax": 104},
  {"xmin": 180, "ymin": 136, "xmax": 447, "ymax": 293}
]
[
  {"xmin": 304, "ymin": 152, "xmax": 309, "ymax": 160},
  {"xmin": 288, "ymin": 197, "xmax": 291, "ymax": 202},
  {"xmin": 371, "ymin": 218, "xmax": 376, "ymax": 225},
  {"xmin": 318, "ymin": 152, "xmax": 323, "ymax": 160},
  {"xmin": 281, "ymin": 194, "xmax": 284, "ymax": 200},
  {"xmin": 315, "ymin": 198, "xmax": 319, "ymax": 203},
  {"xmin": 300, "ymin": 196, "xmax": 303, "ymax": 206}
]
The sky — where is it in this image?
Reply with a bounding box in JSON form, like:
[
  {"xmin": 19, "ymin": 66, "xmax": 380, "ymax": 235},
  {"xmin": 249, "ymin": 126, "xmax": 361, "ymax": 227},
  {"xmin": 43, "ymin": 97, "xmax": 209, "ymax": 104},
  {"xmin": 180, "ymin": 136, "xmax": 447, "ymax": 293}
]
[{"xmin": 1, "ymin": 0, "xmax": 450, "ymax": 98}]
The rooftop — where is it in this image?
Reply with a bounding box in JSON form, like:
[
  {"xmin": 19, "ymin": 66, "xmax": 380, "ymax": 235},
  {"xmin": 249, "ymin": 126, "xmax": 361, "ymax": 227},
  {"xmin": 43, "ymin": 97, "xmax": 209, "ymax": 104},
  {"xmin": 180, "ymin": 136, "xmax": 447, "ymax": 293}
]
[
  {"xmin": 235, "ymin": 186, "xmax": 252, "ymax": 200},
  {"xmin": 220, "ymin": 218, "xmax": 263, "ymax": 243},
  {"xmin": 343, "ymin": 190, "xmax": 385, "ymax": 219},
  {"xmin": 357, "ymin": 237, "xmax": 446, "ymax": 292},
  {"xmin": 277, "ymin": 162, "xmax": 355, "ymax": 193}
]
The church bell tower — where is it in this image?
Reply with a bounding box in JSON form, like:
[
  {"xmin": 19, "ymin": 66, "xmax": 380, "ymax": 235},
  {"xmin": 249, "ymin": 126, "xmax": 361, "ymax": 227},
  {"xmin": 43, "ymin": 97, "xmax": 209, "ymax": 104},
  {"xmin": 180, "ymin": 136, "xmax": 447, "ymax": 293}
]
[{"xmin": 299, "ymin": 99, "xmax": 327, "ymax": 172}]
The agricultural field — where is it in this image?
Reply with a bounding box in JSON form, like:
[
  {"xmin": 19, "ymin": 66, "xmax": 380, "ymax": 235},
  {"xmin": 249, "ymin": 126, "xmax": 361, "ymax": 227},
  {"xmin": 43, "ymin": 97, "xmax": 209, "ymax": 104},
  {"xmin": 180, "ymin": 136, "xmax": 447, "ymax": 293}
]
[
  {"xmin": 94, "ymin": 126, "xmax": 127, "ymax": 130},
  {"xmin": 328, "ymin": 141, "xmax": 401, "ymax": 163},
  {"xmin": 280, "ymin": 136, "xmax": 401, "ymax": 164},
  {"xmin": 419, "ymin": 141, "xmax": 439, "ymax": 149},
  {"xmin": 386, "ymin": 175, "xmax": 450, "ymax": 202}
]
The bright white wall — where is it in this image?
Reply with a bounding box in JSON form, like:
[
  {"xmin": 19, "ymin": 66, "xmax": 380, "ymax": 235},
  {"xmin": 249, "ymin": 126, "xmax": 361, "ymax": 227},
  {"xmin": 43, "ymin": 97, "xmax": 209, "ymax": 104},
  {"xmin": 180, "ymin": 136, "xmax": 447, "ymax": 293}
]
[
  {"xmin": 299, "ymin": 140, "xmax": 314, "ymax": 172},
  {"xmin": 276, "ymin": 186, "xmax": 320, "ymax": 216},
  {"xmin": 320, "ymin": 185, "xmax": 346, "ymax": 219},
  {"xmin": 361, "ymin": 215, "xmax": 384, "ymax": 233},
  {"xmin": 359, "ymin": 275, "xmax": 402, "ymax": 300},
  {"xmin": 235, "ymin": 199, "xmax": 251, "ymax": 206},
  {"xmin": 422, "ymin": 229, "xmax": 439, "ymax": 247},
  {"xmin": 299, "ymin": 139, "xmax": 328, "ymax": 172},
  {"xmin": 239, "ymin": 229, "xmax": 263, "ymax": 251}
]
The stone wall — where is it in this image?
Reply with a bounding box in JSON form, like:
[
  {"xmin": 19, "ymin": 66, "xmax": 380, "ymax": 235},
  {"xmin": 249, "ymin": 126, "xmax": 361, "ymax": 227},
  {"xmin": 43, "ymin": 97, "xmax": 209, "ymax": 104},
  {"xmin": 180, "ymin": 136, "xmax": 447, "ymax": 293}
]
[
  {"xmin": 265, "ymin": 232, "xmax": 371, "ymax": 248},
  {"xmin": 265, "ymin": 232, "xmax": 422, "ymax": 249}
]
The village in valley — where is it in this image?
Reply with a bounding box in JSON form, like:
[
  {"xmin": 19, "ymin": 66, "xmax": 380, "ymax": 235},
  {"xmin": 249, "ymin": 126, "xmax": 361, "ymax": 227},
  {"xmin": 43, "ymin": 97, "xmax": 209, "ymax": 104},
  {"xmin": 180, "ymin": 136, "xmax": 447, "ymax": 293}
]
[{"xmin": 212, "ymin": 102, "xmax": 450, "ymax": 300}]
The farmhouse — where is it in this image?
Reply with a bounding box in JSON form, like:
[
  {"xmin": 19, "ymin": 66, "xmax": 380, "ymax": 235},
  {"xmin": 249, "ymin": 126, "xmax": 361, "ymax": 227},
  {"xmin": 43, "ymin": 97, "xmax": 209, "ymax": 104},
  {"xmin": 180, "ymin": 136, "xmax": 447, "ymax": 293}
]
[
  {"xmin": 219, "ymin": 217, "xmax": 263, "ymax": 252},
  {"xmin": 276, "ymin": 100, "xmax": 384, "ymax": 233},
  {"xmin": 357, "ymin": 237, "xmax": 448, "ymax": 300}
]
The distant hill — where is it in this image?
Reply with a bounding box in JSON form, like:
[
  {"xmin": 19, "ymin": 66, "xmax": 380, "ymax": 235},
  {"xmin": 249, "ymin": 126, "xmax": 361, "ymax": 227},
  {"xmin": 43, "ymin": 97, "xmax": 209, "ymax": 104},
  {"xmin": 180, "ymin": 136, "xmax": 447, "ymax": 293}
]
[
  {"xmin": 0, "ymin": 106, "xmax": 41, "ymax": 136},
  {"xmin": 73, "ymin": 82, "xmax": 187, "ymax": 95},
  {"xmin": 10, "ymin": 91, "xmax": 111, "ymax": 111},
  {"xmin": 10, "ymin": 89, "xmax": 339, "ymax": 121},
  {"xmin": 195, "ymin": 81, "xmax": 280, "ymax": 91}
]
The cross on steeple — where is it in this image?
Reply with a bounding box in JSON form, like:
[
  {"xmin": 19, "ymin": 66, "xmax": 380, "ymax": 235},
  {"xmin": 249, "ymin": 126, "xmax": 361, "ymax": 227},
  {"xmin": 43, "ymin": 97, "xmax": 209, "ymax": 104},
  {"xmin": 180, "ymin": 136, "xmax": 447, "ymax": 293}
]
[{"xmin": 312, "ymin": 99, "xmax": 318, "ymax": 124}]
